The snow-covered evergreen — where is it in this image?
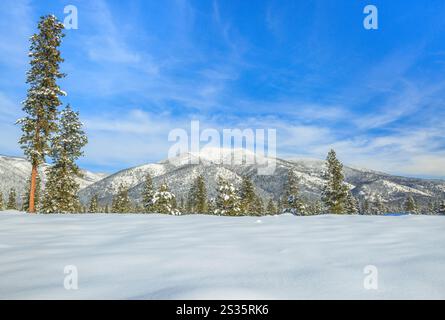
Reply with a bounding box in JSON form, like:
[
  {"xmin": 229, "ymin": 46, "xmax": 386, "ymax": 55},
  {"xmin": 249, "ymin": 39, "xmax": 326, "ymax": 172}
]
[
  {"xmin": 321, "ymin": 149, "xmax": 349, "ymax": 214},
  {"xmin": 111, "ymin": 184, "xmax": 132, "ymax": 213},
  {"xmin": 41, "ymin": 106, "xmax": 88, "ymax": 213},
  {"xmin": 152, "ymin": 182, "xmax": 180, "ymax": 215},
  {"xmin": 214, "ymin": 176, "xmax": 241, "ymax": 216},
  {"xmin": 266, "ymin": 198, "xmax": 277, "ymax": 215},
  {"xmin": 88, "ymin": 194, "xmax": 99, "ymax": 213},
  {"xmin": 283, "ymin": 170, "xmax": 306, "ymax": 215},
  {"xmin": 187, "ymin": 174, "xmax": 208, "ymax": 214},
  {"xmin": 141, "ymin": 174, "xmax": 155, "ymax": 213},
  {"xmin": 345, "ymin": 192, "xmax": 359, "ymax": 214},
  {"xmin": 6, "ymin": 188, "xmax": 18, "ymax": 210},
  {"xmin": 239, "ymin": 175, "xmax": 258, "ymax": 215},
  {"xmin": 17, "ymin": 15, "xmax": 66, "ymax": 213},
  {"xmin": 404, "ymin": 195, "xmax": 418, "ymax": 214}
]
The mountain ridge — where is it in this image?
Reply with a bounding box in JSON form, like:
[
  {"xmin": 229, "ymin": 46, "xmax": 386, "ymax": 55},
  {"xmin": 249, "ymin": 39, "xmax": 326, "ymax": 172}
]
[{"xmin": 1, "ymin": 151, "xmax": 444, "ymax": 211}]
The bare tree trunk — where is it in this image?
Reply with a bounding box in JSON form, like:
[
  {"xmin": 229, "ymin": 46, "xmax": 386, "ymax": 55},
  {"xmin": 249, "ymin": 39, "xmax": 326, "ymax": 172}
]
[{"xmin": 28, "ymin": 164, "xmax": 37, "ymax": 213}]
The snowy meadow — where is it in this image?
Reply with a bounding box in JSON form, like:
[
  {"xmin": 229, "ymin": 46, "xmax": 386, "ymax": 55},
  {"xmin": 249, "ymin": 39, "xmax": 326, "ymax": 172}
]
[{"xmin": 0, "ymin": 211, "xmax": 444, "ymax": 299}]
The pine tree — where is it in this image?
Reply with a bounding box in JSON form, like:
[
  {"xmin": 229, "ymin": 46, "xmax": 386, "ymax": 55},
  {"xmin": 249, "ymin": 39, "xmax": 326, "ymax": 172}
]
[
  {"xmin": 321, "ymin": 149, "xmax": 349, "ymax": 214},
  {"xmin": 404, "ymin": 195, "xmax": 418, "ymax": 214},
  {"xmin": 345, "ymin": 191, "xmax": 359, "ymax": 214},
  {"xmin": 251, "ymin": 196, "xmax": 264, "ymax": 216},
  {"xmin": 6, "ymin": 188, "xmax": 18, "ymax": 210},
  {"xmin": 214, "ymin": 176, "xmax": 241, "ymax": 216},
  {"xmin": 438, "ymin": 201, "xmax": 445, "ymax": 215},
  {"xmin": 188, "ymin": 175, "xmax": 208, "ymax": 214},
  {"xmin": 370, "ymin": 195, "xmax": 386, "ymax": 215},
  {"xmin": 111, "ymin": 184, "xmax": 132, "ymax": 213},
  {"xmin": 104, "ymin": 204, "xmax": 109, "ymax": 214},
  {"xmin": 0, "ymin": 191, "xmax": 3, "ymax": 210},
  {"xmin": 141, "ymin": 173, "xmax": 155, "ymax": 213},
  {"xmin": 266, "ymin": 199, "xmax": 277, "ymax": 215},
  {"xmin": 17, "ymin": 15, "xmax": 66, "ymax": 213},
  {"xmin": 283, "ymin": 170, "xmax": 306, "ymax": 215},
  {"xmin": 41, "ymin": 106, "xmax": 87, "ymax": 213},
  {"xmin": 240, "ymin": 175, "xmax": 256, "ymax": 215},
  {"xmin": 88, "ymin": 194, "xmax": 99, "ymax": 213},
  {"xmin": 152, "ymin": 182, "xmax": 180, "ymax": 215}
]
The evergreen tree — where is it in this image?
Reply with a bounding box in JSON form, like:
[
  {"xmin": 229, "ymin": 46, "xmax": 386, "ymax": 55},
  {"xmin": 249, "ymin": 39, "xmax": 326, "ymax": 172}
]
[
  {"xmin": 152, "ymin": 182, "xmax": 180, "ymax": 215},
  {"xmin": 251, "ymin": 196, "xmax": 264, "ymax": 216},
  {"xmin": 283, "ymin": 170, "xmax": 306, "ymax": 215},
  {"xmin": 207, "ymin": 198, "xmax": 216, "ymax": 215},
  {"xmin": 345, "ymin": 192, "xmax": 359, "ymax": 214},
  {"xmin": 322, "ymin": 149, "xmax": 349, "ymax": 214},
  {"xmin": 370, "ymin": 195, "xmax": 386, "ymax": 215},
  {"xmin": 404, "ymin": 195, "xmax": 418, "ymax": 214},
  {"xmin": 88, "ymin": 194, "xmax": 99, "ymax": 213},
  {"xmin": 141, "ymin": 173, "xmax": 155, "ymax": 213},
  {"xmin": 178, "ymin": 197, "xmax": 186, "ymax": 213},
  {"xmin": 307, "ymin": 200, "xmax": 323, "ymax": 215},
  {"xmin": 41, "ymin": 106, "xmax": 87, "ymax": 213},
  {"xmin": 361, "ymin": 198, "xmax": 370, "ymax": 215},
  {"xmin": 438, "ymin": 200, "xmax": 445, "ymax": 215},
  {"xmin": 111, "ymin": 184, "xmax": 132, "ymax": 213},
  {"xmin": 0, "ymin": 191, "xmax": 3, "ymax": 210},
  {"xmin": 104, "ymin": 204, "xmax": 109, "ymax": 214},
  {"xmin": 188, "ymin": 175, "xmax": 208, "ymax": 214},
  {"xmin": 6, "ymin": 188, "xmax": 18, "ymax": 210},
  {"xmin": 240, "ymin": 175, "xmax": 256, "ymax": 214},
  {"xmin": 214, "ymin": 176, "xmax": 241, "ymax": 216},
  {"xmin": 17, "ymin": 15, "xmax": 66, "ymax": 213},
  {"xmin": 266, "ymin": 199, "xmax": 277, "ymax": 215}
]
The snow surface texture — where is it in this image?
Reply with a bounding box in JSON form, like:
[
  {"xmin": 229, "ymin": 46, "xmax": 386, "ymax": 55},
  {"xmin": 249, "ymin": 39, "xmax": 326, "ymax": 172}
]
[{"xmin": 0, "ymin": 211, "xmax": 444, "ymax": 299}]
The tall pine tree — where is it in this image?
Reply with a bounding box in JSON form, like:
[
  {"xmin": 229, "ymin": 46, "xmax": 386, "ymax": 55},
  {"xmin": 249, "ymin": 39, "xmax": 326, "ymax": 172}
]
[
  {"xmin": 17, "ymin": 15, "xmax": 66, "ymax": 213},
  {"xmin": 41, "ymin": 106, "xmax": 87, "ymax": 213},
  {"xmin": 0, "ymin": 191, "xmax": 3, "ymax": 210},
  {"xmin": 321, "ymin": 149, "xmax": 349, "ymax": 214}
]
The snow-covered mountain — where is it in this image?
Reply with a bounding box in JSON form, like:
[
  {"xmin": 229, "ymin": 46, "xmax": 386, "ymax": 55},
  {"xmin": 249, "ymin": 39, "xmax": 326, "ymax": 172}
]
[
  {"xmin": 0, "ymin": 155, "xmax": 108, "ymax": 200},
  {"xmin": 1, "ymin": 150, "xmax": 443, "ymax": 209},
  {"xmin": 76, "ymin": 148, "xmax": 445, "ymax": 209}
]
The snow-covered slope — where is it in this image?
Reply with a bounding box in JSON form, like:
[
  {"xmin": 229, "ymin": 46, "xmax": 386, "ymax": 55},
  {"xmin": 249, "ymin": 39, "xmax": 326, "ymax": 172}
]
[
  {"xmin": 0, "ymin": 155, "xmax": 107, "ymax": 201},
  {"xmin": 1, "ymin": 212, "xmax": 444, "ymax": 299},
  {"xmin": 78, "ymin": 149, "xmax": 445, "ymax": 209}
]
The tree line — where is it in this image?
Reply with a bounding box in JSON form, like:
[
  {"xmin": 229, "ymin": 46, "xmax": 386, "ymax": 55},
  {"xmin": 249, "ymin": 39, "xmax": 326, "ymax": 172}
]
[{"xmin": 80, "ymin": 149, "xmax": 445, "ymax": 216}]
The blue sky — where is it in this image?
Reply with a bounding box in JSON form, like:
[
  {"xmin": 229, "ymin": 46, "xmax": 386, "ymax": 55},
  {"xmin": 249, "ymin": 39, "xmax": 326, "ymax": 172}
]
[{"xmin": 1, "ymin": 0, "xmax": 445, "ymax": 178}]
